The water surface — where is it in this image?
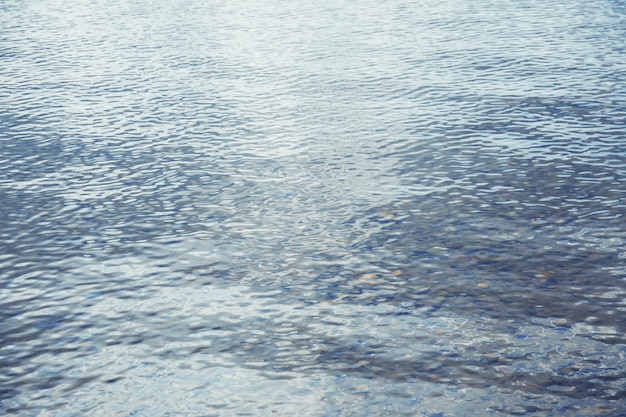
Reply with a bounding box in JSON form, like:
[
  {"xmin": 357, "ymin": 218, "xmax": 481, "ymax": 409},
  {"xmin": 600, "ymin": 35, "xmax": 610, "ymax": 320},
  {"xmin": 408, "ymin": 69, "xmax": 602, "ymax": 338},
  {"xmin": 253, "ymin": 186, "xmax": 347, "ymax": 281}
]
[{"xmin": 1, "ymin": 0, "xmax": 626, "ymax": 415}]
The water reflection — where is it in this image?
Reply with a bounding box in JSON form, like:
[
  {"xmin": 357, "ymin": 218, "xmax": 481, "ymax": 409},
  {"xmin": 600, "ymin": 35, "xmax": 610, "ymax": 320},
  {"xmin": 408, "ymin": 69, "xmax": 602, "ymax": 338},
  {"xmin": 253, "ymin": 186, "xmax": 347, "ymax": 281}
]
[{"xmin": 1, "ymin": 0, "xmax": 626, "ymax": 415}]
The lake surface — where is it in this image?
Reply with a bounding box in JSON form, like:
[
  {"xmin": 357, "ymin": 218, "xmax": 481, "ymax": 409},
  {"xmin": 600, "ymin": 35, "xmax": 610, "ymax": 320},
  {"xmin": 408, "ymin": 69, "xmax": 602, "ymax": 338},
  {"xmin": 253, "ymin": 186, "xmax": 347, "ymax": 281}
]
[{"xmin": 1, "ymin": 0, "xmax": 626, "ymax": 415}]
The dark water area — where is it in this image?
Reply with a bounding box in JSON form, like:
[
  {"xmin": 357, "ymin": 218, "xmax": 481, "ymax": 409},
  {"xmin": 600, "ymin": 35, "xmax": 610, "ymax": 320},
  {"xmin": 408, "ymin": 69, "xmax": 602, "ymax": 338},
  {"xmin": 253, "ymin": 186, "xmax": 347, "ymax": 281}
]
[{"xmin": 1, "ymin": 0, "xmax": 626, "ymax": 415}]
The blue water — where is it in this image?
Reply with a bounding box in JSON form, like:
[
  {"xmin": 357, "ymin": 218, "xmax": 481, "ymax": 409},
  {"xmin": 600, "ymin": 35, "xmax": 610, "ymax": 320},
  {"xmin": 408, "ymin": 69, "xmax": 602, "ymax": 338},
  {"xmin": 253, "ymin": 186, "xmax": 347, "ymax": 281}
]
[{"xmin": 1, "ymin": 0, "xmax": 626, "ymax": 415}]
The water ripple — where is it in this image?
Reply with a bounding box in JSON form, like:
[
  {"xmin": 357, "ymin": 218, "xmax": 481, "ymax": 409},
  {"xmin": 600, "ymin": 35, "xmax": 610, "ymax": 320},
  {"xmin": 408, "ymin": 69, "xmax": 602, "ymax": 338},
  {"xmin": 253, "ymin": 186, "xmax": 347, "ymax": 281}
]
[{"xmin": 1, "ymin": 0, "xmax": 626, "ymax": 415}]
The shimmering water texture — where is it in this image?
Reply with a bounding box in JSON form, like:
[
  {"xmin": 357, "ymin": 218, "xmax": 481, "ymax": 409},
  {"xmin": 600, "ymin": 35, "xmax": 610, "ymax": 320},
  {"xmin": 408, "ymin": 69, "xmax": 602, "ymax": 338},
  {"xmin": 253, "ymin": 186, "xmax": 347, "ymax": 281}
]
[{"xmin": 2, "ymin": 0, "xmax": 626, "ymax": 415}]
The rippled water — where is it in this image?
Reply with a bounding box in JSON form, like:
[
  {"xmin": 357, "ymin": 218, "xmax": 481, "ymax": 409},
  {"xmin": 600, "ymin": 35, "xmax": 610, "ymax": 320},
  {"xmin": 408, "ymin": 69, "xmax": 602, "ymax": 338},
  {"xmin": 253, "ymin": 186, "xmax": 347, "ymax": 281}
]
[{"xmin": 2, "ymin": 0, "xmax": 626, "ymax": 415}]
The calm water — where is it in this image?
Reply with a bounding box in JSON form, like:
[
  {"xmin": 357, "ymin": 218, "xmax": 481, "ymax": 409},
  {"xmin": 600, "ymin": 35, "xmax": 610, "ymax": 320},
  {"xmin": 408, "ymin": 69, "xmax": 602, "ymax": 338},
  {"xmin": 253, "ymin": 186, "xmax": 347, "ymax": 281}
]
[{"xmin": 1, "ymin": 0, "xmax": 626, "ymax": 415}]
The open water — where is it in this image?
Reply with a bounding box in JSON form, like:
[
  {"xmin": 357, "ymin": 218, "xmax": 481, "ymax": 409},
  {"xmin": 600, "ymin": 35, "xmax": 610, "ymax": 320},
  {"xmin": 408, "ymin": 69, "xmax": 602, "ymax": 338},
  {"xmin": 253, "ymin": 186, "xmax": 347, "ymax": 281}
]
[{"xmin": 1, "ymin": 0, "xmax": 626, "ymax": 415}]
